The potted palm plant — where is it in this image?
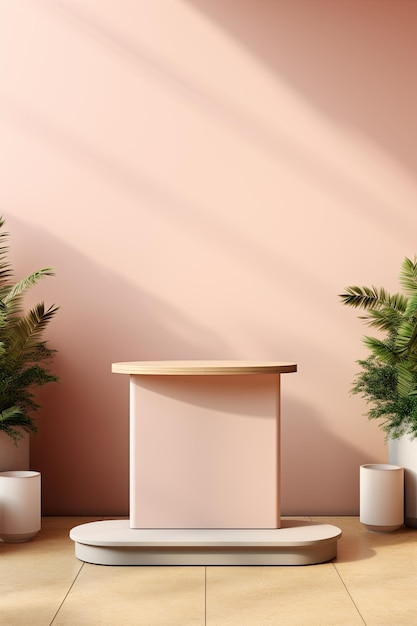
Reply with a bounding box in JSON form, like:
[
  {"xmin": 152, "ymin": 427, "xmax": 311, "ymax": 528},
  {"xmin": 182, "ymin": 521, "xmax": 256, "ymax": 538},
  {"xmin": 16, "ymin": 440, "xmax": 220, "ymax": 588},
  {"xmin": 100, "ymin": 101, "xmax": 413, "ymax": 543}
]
[
  {"xmin": 0, "ymin": 216, "xmax": 59, "ymax": 541},
  {"xmin": 340, "ymin": 256, "xmax": 417, "ymax": 526},
  {"xmin": 0, "ymin": 217, "xmax": 59, "ymax": 448}
]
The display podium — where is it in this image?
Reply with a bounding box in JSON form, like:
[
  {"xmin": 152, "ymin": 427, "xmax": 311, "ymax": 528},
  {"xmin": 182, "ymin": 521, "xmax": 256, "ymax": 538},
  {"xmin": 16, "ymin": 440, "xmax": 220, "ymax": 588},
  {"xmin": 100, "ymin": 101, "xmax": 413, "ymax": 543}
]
[{"xmin": 70, "ymin": 361, "xmax": 341, "ymax": 565}]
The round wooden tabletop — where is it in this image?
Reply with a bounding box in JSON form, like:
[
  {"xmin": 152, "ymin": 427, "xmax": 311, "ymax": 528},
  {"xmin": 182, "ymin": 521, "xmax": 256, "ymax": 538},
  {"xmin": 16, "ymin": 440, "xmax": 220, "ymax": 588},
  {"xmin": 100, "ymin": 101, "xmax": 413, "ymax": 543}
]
[{"xmin": 111, "ymin": 360, "xmax": 297, "ymax": 376}]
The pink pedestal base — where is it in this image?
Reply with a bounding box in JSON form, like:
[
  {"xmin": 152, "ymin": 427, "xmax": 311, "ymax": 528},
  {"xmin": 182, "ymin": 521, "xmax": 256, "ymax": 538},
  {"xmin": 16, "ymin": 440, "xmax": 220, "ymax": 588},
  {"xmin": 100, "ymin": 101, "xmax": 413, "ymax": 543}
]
[{"xmin": 130, "ymin": 374, "xmax": 280, "ymax": 528}]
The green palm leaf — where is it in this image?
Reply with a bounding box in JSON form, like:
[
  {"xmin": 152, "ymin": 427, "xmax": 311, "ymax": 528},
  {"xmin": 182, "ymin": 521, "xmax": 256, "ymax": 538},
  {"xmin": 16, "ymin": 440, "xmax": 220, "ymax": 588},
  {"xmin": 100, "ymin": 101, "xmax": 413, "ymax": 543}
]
[
  {"xmin": 341, "ymin": 256, "xmax": 417, "ymax": 438},
  {"xmin": 0, "ymin": 217, "xmax": 59, "ymax": 444},
  {"xmin": 361, "ymin": 308, "xmax": 404, "ymax": 332},
  {"xmin": 339, "ymin": 285, "xmax": 391, "ymax": 309},
  {"xmin": 396, "ymin": 320, "xmax": 417, "ymax": 351},
  {"xmin": 339, "ymin": 286, "xmax": 408, "ymax": 319},
  {"xmin": 3, "ymin": 269, "xmax": 55, "ymax": 307},
  {"xmin": 10, "ymin": 303, "xmax": 59, "ymax": 362},
  {"xmin": 0, "ymin": 405, "xmax": 38, "ymax": 442},
  {"xmin": 399, "ymin": 256, "xmax": 417, "ymax": 295},
  {"xmin": 396, "ymin": 362, "xmax": 417, "ymax": 397},
  {"xmin": 362, "ymin": 336, "xmax": 401, "ymax": 364}
]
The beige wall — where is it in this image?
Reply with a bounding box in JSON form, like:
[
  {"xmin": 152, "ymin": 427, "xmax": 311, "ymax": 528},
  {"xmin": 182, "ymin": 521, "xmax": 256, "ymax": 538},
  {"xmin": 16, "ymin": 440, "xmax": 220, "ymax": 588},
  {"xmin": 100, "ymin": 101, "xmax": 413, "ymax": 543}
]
[{"xmin": 1, "ymin": 0, "xmax": 416, "ymax": 515}]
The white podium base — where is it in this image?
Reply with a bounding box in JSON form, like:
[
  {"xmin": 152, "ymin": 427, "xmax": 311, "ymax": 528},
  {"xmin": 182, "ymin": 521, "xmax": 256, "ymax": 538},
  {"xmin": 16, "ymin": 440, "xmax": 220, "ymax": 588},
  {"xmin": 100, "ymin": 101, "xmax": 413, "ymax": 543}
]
[{"xmin": 70, "ymin": 520, "xmax": 341, "ymax": 566}]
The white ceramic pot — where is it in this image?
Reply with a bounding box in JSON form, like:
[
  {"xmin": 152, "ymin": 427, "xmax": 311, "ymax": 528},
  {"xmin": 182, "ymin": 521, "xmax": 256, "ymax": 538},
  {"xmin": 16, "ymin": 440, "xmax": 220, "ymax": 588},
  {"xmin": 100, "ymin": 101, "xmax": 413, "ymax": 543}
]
[
  {"xmin": 0, "ymin": 471, "xmax": 41, "ymax": 542},
  {"xmin": 360, "ymin": 463, "xmax": 404, "ymax": 532},
  {"xmin": 389, "ymin": 435, "xmax": 417, "ymax": 528}
]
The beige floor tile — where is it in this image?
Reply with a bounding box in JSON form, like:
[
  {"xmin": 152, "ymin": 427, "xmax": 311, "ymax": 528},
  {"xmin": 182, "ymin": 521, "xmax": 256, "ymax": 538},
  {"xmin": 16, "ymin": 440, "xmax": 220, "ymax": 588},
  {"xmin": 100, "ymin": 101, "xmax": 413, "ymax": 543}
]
[
  {"xmin": 206, "ymin": 564, "xmax": 363, "ymax": 625},
  {"xmin": 5, "ymin": 515, "xmax": 417, "ymax": 625},
  {"xmin": 0, "ymin": 517, "xmax": 99, "ymax": 626},
  {"xmin": 318, "ymin": 516, "xmax": 417, "ymax": 625},
  {"xmin": 53, "ymin": 565, "xmax": 205, "ymax": 626},
  {"xmin": 312, "ymin": 516, "xmax": 373, "ymax": 562}
]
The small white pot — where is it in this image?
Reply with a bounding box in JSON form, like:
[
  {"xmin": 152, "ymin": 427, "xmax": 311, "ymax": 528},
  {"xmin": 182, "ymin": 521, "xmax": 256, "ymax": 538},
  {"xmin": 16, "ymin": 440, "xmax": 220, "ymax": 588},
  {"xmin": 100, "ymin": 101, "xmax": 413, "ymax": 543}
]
[
  {"xmin": 0, "ymin": 471, "xmax": 41, "ymax": 542},
  {"xmin": 360, "ymin": 464, "xmax": 404, "ymax": 532}
]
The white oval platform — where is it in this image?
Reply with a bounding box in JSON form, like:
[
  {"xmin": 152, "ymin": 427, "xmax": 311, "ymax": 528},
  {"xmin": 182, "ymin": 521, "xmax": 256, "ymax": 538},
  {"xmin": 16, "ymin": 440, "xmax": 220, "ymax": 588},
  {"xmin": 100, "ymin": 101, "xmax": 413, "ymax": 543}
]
[{"xmin": 70, "ymin": 519, "xmax": 342, "ymax": 566}]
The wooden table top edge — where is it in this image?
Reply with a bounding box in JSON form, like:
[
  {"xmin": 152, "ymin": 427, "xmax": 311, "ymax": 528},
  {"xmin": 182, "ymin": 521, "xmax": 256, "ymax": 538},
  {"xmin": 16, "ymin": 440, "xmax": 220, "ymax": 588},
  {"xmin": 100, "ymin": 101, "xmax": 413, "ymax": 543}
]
[{"xmin": 111, "ymin": 360, "xmax": 297, "ymax": 376}]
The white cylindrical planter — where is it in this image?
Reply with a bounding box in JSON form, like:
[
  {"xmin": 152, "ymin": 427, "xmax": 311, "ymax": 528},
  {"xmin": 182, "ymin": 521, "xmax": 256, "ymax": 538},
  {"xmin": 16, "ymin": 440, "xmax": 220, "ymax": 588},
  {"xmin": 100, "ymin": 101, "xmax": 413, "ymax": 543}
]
[
  {"xmin": 0, "ymin": 471, "xmax": 41, "ymax": 542},
  {"xmin": 360, "ymin": 464, "xmax": 404, "ymax": 532}
]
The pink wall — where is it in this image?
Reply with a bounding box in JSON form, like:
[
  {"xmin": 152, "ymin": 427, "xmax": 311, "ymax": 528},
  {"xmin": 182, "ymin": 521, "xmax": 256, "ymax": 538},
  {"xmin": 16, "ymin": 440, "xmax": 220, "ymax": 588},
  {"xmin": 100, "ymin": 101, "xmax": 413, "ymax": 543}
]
[{"xmin": 1, "ymin": 0, "xmax": 416, "ymax": 515}]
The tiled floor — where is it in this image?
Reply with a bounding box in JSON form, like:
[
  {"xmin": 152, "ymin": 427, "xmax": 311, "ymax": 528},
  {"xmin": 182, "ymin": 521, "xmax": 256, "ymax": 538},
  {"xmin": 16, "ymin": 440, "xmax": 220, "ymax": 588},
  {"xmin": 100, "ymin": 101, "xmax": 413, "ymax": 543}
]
[{"xmin": 1, "ymin": 516, "xmax": 417, "ymax": 625}]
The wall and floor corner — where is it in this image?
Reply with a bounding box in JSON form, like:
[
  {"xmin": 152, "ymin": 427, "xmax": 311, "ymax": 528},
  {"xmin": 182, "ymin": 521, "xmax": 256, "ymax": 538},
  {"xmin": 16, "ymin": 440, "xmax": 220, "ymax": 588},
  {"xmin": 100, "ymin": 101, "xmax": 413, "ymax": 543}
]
[{"xmin": 0, "ymin": 0, "xmax": 416, "ymax": 517}]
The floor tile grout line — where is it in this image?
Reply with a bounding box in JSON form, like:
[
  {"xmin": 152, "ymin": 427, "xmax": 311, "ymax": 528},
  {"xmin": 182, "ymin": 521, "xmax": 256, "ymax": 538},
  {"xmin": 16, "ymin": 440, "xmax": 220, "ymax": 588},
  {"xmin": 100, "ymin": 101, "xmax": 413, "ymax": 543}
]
[
  {"xmin": 49, "ymin": 561, "xmax": 85, "ymax": 625},
  {"xmin": 332, "ymin": 562, "xmax": 367, "ymax": 625}
]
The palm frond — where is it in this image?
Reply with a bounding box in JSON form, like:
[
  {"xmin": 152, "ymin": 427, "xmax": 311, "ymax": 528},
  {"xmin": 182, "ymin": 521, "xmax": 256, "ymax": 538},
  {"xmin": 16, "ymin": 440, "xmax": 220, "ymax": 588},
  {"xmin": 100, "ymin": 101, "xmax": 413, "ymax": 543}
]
[
  {"xmin": 395, "ymin": 320, "xmax": 417, "ymax": 352},
  {"xmin": 396, "ymin": 362, "xmax": 417, "ymax": 397},
  {"xmin": 399, "ymin": 256, "xmax": 417, "ymax": 295},
  {"xmin": 0, "ymin": 217, "xmax": 59, "ymax": 442},
  {"xmin": 403, "ymin": 293, "xmax": 417, "ymax": 322},
  {"xmin": 0, "ymin": 218, "xmax": 14, "ymax": 291},
  {"xmin": 0, "ymin": 405, "xmax": 38, "ymax": 444},
  {"xmin": 341, "ymin": 256, "xmax": 417, "ymax": 438},
  {"xmin": 0, "ymin": 268, "xmax": 13, "ymax": 288},
  {"xmin": 362, "ymin": 336, "xmax": 402, "ymax": 365},
  {"xmin": 340, "ymin": 285, "xmax": 389, "ymax": 309},
  {"xmin": 2, "ymin": 269, "xmax": 55, "ymax": 307},
  {"xmin": 360, "ymin": 307, "xmax": 404, "ymax": 332},
  {"xmin": 339, "ymin": 286, "xmax": 408, "ymax": 316},
  {"xmin": 9, "ymin": 303, "xmax": 59, "ymax": 363}
]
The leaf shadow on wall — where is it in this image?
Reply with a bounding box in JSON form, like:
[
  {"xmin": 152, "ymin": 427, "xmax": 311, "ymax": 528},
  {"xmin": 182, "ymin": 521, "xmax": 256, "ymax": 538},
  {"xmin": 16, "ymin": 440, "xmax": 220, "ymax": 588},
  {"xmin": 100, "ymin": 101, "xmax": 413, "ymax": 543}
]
[
  {"xmin": 187, "ymin": 0, "xmax": 417, "ymax": 178},
  {"xmin": 0, "ymin": 89, "xmax": 335, "ymax": 319},
  {"xmin": 49, "ymin": 0, "xmax": 417, "ymax": 241},
  {"xmin": 7, "ymin": 216, "xmax": 230, "ymax": 515}
]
